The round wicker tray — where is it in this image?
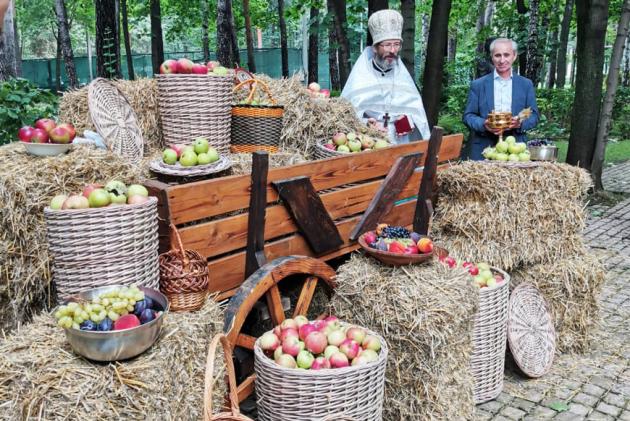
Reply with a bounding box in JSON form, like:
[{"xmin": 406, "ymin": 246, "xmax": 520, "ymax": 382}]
[
  {"xmin": 149, "ymin": 155, "xmax": 232, "ymax": 177},
  {"xmin": 507, "ymin": 282, "xmax": 555, "ymax": 378},
  {"xmin": 313, "ymin": 143, "xmax": 352, "ymax": 160},
  {"xmin": 88, "ymin": 78, "xmax": 144, "ymax": 164},
  {"xmin": 358, "ymin": 234, "xmax": 433, "ymax": 267}
]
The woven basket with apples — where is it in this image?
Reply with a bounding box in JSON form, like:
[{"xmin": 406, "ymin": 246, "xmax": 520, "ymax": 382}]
[
  {"xmin": 315, "ymin": 132, "xmax": 391, "ymax": 160},
  {"xmin": 151, "ymin": 137, "xmax": 232, "ymax": 177}
]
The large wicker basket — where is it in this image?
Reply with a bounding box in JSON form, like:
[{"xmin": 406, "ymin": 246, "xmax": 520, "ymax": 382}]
[
  {"xmin": 471, "ymin": 267, "xmax": 511, "ymax": 404},
  {"xmin": 254, "ymin": 326, "xmax": 388, "ymax": 421},
  {"xmin": 157, "ymin": 74, "xmax": 233, "ymax": 154},
  {"xmin": 231, "ymin": 79, "xmax": 284, "ymax": 154},
  {"xmin": 44, "ymin": 197, "xmax": 159, "ymax": 300}
]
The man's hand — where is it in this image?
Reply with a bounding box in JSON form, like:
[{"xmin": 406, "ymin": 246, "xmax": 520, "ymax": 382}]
[
  {"xmin": 367, "ymin": 117, "xmax": 387, "ymax": 134},
  {"xmin": 483, "ymin": 119, "xmax": 503, "ymax": 135},
  {"xmin": 508, "ymin": 117, "xmax": 521, "ymax": 130}
]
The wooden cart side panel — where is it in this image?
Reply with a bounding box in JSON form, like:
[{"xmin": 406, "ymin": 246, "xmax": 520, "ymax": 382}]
[{"xmin": 165, "ymin": 134, "xmax": 463, "ymax": 225}]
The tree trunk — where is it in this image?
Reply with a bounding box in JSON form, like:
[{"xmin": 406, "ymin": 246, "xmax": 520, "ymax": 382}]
[
  {"xmin": 419, "ymin": 13, "xmax": 429, "ymax": 78},
  {"xmin": 422, "ymin": 0, "xmax": 452, "ymax": 129},
  {"xmin": 201, "ymin": 0, "xmax": 209, "ymax": 62},
  {"xmin": 331, "ymin": 0, "xmax": 350, "ymax": 87},
  {"xmin": 217, "ymin": 0, "xmax": 238, "ymax": 67},
  {"xmin": 120, "ymin": 0, "xmax": 134, "ymax": 80},
  {"xmin": 150, "ymin": 0, "xmax": 164, "ymax": 75},
  {"xmin": 12, "ymin": 0, "xmax": 20, "ymax": 76},
  {"xmin": 230, "ymin": 4, "xmax": 240, "ymax": 66},
  {"xmin": 566, "ymin": 0, "xmax": 609, "ymax": 169},
  {"xmin": 55, "ymin": 27, "xmax": 62, "ymax": 90},
  {"xmin": 591, "ymin": 0, "xmax": 630, "ymax": 189},
  {"xmin": 0, "ymin": 0, "xmax": 18, "ymax": 81},
  {"xmin": 55, "ymin": 0, "xmax": 78, "ymax": 88},
  {"xmin": 517, "ymin": 0, "xmax": 528, "ymax": 75},
  {"xmin": 401, "ymin": 0, "xmax": 415, "ymax": 79},
  {"xmin": 366, "ymin": 0, "xmax": 388, "ymax": 46},
  {"xmin": 547, "ymin": 27, "xmax": 559, "ymax": 87},
  {"xmin": 95, "ymin": 0, "xmax": 121, "ymax": 79},
  {"xmin": 623, "ymin": 37, "xmax": 630, "ymax": 86},
  {"xmin": 307, "ymin": 5, "xmax": 319, "ymax": 84},
  {"xmin": 525, "ymin": 0, "xmax": 541, "ymax": 84},
  {"xmin": 556, "ymin": 0, "xmax": 575, "ymax": 87},
  {"xmin": 278, "ymin": 0, "xmax": 288, "ymax": 77},
  {"xmin": 327, "ymin": 0, "xmax": 340, "ymax": 91},
  {"xmin": 448, "ymin": 31, "xmax": 457, "ymax": 63},
  {"xmin": 475, "ymin": 0, "xmax": 495, "ymax": 78},
  {"xmin": 243, "ymin": 0, "xmax": 256, "ymax": 72}
]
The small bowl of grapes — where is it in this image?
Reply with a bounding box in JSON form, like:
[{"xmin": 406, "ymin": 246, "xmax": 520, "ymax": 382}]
[
  {"xmin": 527, "ymin": 139, "xmax": 558, "ymax": 161},
  {"xmin": 53, "ymin": 285, "xmax": 169, "ymax": 361}
]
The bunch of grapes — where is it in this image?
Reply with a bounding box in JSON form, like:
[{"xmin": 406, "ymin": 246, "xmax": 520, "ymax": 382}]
[
  {"xmin": 527, "ymin": 139, "xmax": 554, "ymax": 147},
  {"xmin": 54, "ymin": 285, "xmax": 145, "ymax": 330}
]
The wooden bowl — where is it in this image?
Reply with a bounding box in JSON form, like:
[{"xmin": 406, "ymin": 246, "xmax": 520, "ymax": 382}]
[{"xmin": 358, "ymin": 233, "xmax": 434, "ymax": 267}]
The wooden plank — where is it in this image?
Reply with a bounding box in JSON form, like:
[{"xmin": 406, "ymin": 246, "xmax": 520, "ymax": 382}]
[
  {"xmin": 273, "ymin": 176, "xmax": 343, "ymax": 255},
  {"xmin": 166, "ymin": 134, "xmax": 463, "ymax": 225},
  {"xmin": 244, "ymin": 152, "xmax": 269, "ymax": 279},
  {"xmin": 145, "ymin": 179, "xmax": 173, "ymax": 254},
  {"xmin": 414, "ymin": 127, "xmax": 444, "ymax": 235},
  {"xmin": 207, "ymin": 200, "xmax": 418, "ymax": 295},
  {"xmin": 293, "ymin": 277, "xmax": 318, "ymax": 317},
  {"xmin": 349, "ymin": 153, "xmax": 422, "ymax": 240}
]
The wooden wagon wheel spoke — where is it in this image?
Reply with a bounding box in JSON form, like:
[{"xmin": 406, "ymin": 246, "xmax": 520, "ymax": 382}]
[
  {"xmin": 265, "ymin": 284, "xmax": 285, "ymax": 325},
  {"xmin": 235, "ymin": 333, "xmax": 257, "ymax": 350},
  {"xmin": 293, "ymin": 276, "xmax": 318, "ymax": 318}
]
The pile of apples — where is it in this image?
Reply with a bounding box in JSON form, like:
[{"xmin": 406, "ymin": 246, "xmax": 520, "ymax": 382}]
[
  {"xmin": 323, "ymin": 132, "xmax": 389, "ymax": 153},
  {"xmin": 439, "ymin": 255, "xmax": 506, "ymax": 290},
  {"xmin": 49, "ymin": 181, "xmax": 150, "ymax": 210},
  {"xmin": 161, "ymin": 137, "xmax": 220, "ymax": 167},
  {"xmin": 258, "ymin": 316, "xmax": 383, "ymax": 370},
  {"xmin": 18, "ymin": 118, "xmax": 76, "ymax": 144},
  {"xmin": 307, "ymin": 82, "xmax": 330, "ymax": 99},
  {"xmin": 159, "ymin": 58, "xmax": 229, "ymax": 77},
  {"xmin": 483, "ymin": 136, "xmax": 530, "ymax": 162}
]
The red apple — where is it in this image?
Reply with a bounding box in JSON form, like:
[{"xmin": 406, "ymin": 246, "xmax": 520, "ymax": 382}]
[
  {"xmin": 49, "ymin": 126, "xmax": 72, "ymax": 144},
  {"xmin": 82, "ymin": 183, "xmax": 104, "ymax": 199},
  {"xmin": 177, "ymin": 58, "xmax": 194, "ymax": 73},
  {"xmin": 35, "ymin": 118, "xmax": 56, "ymax": 133},
  {"xmin": 57, "ymin": 123, "xmax": 76, "ymax": 141},
  {"xmin": 388, "ymin": 241, "xmax": 406, "ymax": 254},
  {"xmin": 192, "ymin": 63, "xmax": 208, "ymax": 74},
  {"xmin": 206, "ymin": 60, "xmax": 220, "ymax": 71},
  {"xmin": 159, "ymin": 59, "xmax": 179, "ymax": 74},
  {"xmin": 468, "ymin": 266, "xmax": 479, "ymax": 276},
  {"xmin": 31, "ymin": 128, "xmax": 50, "ymax": 143},
  {"xmin": 403, "ymin": 245, "xmax": 419, "ymax": 254},
  {"xmin": 444, "ymin": 256, "xmax": 457, "ymax": 268},
  {"xmin": 18, "ymin": 126, "xmax": 35, "ymax": 142}
]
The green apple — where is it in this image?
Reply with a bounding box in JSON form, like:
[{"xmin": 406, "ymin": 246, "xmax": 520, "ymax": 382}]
[
  {"xmin": 480, "ymin": 269, "xmax": 494, "ymax": 281},
  {"xmin": 477, "ymin": 262, "xmax": 490, "ymax": 271},
  {"xmin": 337, "ymin": 144, "xmax": 350, "ymax": 153},
  {"xmin": 127, "ymin": 184, "xmax": 149, "ymax": 197},
  {"xmin": 373, "ymin": 139, "xmax": 389, "ymax": 150},
  {"xmin": 206, "ymin": 147, "xmax": 219, "ymax": 163},
  {"xmin": 193, "ymin": 137, "xmax": 209, "ymax": 154},
  {"xmin": 197, "ymin": 152, "xmax": 212, "ymax": 165},
  {"xmin": 508, "ymin": 143, "xmax": 520, "ymax": 154},
  {"xmin": 508, "ymin": 154, "xmax": 520, "ymax": 162},
  {"xmin": 212, "ymin": 66, "xmax": 228, "ymax": 76},
  {"xmin": 182, "ymin": 145, "xmax": 195, "ymax": 155},
  {"xmin": 495, "ymin": 141, "xmax": 509, "ymax": 153},
  {"xmin": 496, "ymin": 152, "xmax": 509, "ymax": 161},
  {"xmin": 88, "ymin": 188, "xmax": 111, "ymax": 208},
  {"xmin": 348, "ymin": 139, "xmax": 362, "ymax": 152},
  {"xmin": 518, "ymin": 151, "xmax": 531, "ymax": 161},
  {"xmin": 180, "ymin": 151, "xmax": 198, "ymax": 166},
  {"xmin": 109, "ymin": 192, "xmax": 127, "ymax": 204},
  {"xmin": 515, "ymin": 142, "xmax": 527, "ymax": 153},
  {"xmin": 50, "ymin": 194, "xmax": 68, "ymax": 210},
  {"xmin": 486, "ymin": 278, "xmax": 497, "ymax": 288},
  {"xmin": 505, "ymin": 135, "xmax": 516, "ymax": 144},
  {"xmin": 162, "ymin": 148, "xmax": 178, "ymax": 165}
]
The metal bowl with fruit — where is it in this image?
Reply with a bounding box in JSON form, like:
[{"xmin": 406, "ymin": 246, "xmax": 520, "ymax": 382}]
[
  {"xmin": 527, "ymin": 139, "xmax": 558, "ymax": 161},
  {"xmin": 54, "ymin": 285, "xmax": 169, "ymax": 361}
]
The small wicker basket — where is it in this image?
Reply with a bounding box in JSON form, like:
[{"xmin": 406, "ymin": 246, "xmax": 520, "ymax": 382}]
[
  {"xmin": 159, "ymin": 224, "xmax": 209, "ymax": 312},
  {"xmin": 313, "ymin": 142, "xmax": 350, "ymax": 160},
  {"xmin": 203, "ymin": 333, "xmax": 253, "ymax": 421},
  {"xmin": 231, "ymin": 79, "xmax": 284, "ymax": 154},
  {"xmin": 254, "ymin": 325, "xmax": 388, "ymax": 421},
  {"xmin": 470, "ymin": 267, "xmax": 511, "ymax": 404}
]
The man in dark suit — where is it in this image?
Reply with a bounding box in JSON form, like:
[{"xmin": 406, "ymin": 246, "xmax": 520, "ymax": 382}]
[{"xmin": 463, "ymin": 38, "xmax": 540, "ymax": 160}]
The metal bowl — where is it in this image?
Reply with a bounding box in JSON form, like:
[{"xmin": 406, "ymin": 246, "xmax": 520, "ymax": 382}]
[
  {"xmin": 527, "ymin": 145, "xmax": 558, "ymax": 161},
  {"xmin": 22, "ymin": 142, "xmax": 72, "ymax": 156},
  {"xmin": 60, "ymin": 285, "xmax": 169, "ymax": 361}
]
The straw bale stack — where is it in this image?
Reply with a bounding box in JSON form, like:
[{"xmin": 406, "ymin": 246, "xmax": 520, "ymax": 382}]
[
  {"xmin": 0, "ymin": 143, "xmax": 149, "ymax": 331},
  {"xmin": 330, "ymin": 254, "xmax": 478, "ymax": 421},
  {"xmin": 0, "ymin": 299, "xmax": 226, "ymax": 420},
  {"xmin": 59, "ymin": 78, "xmax": 163, "ymax": 154}
]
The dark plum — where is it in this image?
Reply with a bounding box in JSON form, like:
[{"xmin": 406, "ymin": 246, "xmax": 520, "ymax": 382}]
[
  {"xmin": 376, "ymin": 239, "xmax": 388, "ymax": 251},
  {"xmin": 133, "ymin": 299, "xmax": 148, "ymax": 316},
  {"xmin": 410, "ymin": 232, "xmax": 422, "ymax": 243},
  {"xmin": 98, "ymin": 317, "xmax": 114, "ymax": 331},
  {"xmin": 139, "ymin": 309, "xmax": 156, "ymax": 324},
  {"xmin": 80, "ymin": 320, "xmax": 97, "ymax": 331},
  {"xmin": 144, "ymin": 296, "xmax": 155, "ymax": 310}
]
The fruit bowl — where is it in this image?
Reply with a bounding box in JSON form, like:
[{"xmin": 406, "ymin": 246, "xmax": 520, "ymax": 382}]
[
  {"xmin": 22, "ymin": 142, "xmax": 72, "ymax": 157},
  {"xmin": 59, "ymin": 285, "xmax": 169, "ymax": 361},
  {"xmin": 358, "ymin": 233, "xmax": 434, "ymax": 267}
]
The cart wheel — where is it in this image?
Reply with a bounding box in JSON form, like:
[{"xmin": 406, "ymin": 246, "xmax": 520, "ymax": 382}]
[{"xmin": 223, "ymin": 255, "xmax": 337, "ymax": 403}]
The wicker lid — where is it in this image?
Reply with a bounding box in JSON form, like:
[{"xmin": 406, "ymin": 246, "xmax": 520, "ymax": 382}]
[
  {"xmin": 88, "ymin": 78, "xmax": 144, "ymax": 164},
  {"xmin": 507, "ymin": 282, "xmax": 556, "ymax": 378}
]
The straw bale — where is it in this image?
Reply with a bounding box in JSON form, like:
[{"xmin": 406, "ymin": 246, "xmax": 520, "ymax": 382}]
[
  {"xmin": 511, "ymin": 252, "xmax": 606, "ymax": 353},
  {"xmin": 330, "ymin": 254, "xmax": 478, "ymax": 421},
  {"xmin": 59, "ymin": 78, "xmax": 163, "ymax": 155},
  {"xmin": 0, "ymin": 299, "xmax": 226, "ymax": 420},
  {"xmin": 432, "ymin": 162, "xmax": 592, "ymax": 270},
  {"xmin": 229, "ymin": 150, "xmax": 308, "ymax": 176},
  {"xmin": 0, "ymin": 143, "xmax": 149, "ymax": 332}
]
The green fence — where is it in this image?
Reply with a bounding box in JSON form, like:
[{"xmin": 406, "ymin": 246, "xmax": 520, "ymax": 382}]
[{"xmin": 21, "ymin": 48, "xmax": 335, "ymax": 90}]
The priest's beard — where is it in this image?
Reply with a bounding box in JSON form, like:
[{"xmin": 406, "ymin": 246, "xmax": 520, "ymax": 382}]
[{"xmin": 373, "ymin": 51, "xmax": 398, "ymax": 71}]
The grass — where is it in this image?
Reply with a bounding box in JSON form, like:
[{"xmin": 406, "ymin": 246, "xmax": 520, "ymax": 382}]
[{"xmin": 555, "ymin": 140, "xmax": 630, "ymax": 165}]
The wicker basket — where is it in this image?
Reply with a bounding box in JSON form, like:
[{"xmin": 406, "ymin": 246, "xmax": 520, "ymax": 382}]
[
  {"xmin": 231, "ymin": 79, "xmax": 284, "ymax": 154},
  {"xmin": 313, "ymin": 142, "xmax": 350, "ymax": 160},
  {"xmin": 254, "ymin": 326, "xmax": 388, "ymax": 421},
  {"xmin": 157, "ymin": 74, "xmax": 233, "ymax": 154},
  {"xmin": 203, "ymin": 333, "xmax": 253, "ymax": 421},
  {"xmin": 44, "ymin": 197, "xmax": 159, "ymax": 300},
  {"xmin": 159, "ymin": 224, "xmax": 209, "ymax": 312},
  {"xmin": 470, "ymin": 267, "xmax": 511, "ymax": 404}
]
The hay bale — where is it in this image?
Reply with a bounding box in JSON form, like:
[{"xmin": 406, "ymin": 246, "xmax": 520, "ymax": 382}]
[
  {"xmin": 0, "ymin": 143, "xmax": 150, "ymax": 331},
  {"xmin": 59, "ymin": 79, "xmax": 163, "ymax": 154},
  {"xmin": 229, "ymin": 150, "xmax": 308, "ymax": 176},
  {"xmin": 330, "ymin": 254, "xmax": 478, "ymax": 421},
  {"xmin": 433, "ymin": 162, "xmax": 592, "ymax": 270},
  {"xmin": 0, "ymin": 299, "xmax": 226, "ymax": 420},
  {"xmin": 511, "ymin": 252, "xmax": 606, "ymax": 353}
]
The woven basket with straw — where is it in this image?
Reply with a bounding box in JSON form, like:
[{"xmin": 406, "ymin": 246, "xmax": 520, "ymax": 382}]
[
  {"xmin": 44, "ymin": 197, "xmax": 159, "ymax": 300},
  {"xmin": 231, "ymin": 79, "xmax": 284, "ymax": 154},
  {"xmin": 254, "ymin": 324, "xmax": 388, "ymax": 421},
  {"xmin": 159, "ymin": 224, "xmax": 209, "ymax": 312},
  {"xmin": 470, "ymin": 267, "xmax": 511, "ymax": 404},
  {"xmin": 157, "ymin": 74, "xmax": 233, "ymax": 154},
  {"xmin": 204, "ymin": 333, "xmax": 254, "ymax": 421}
]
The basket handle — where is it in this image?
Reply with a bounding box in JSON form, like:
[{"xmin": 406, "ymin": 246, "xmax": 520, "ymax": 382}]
[
  {"xmin": 234, "ymin": 78, "xmax": 277, "ymax": 106},
  {"xmin": 203, "ymin": 333, "xmax": 241, "ymax": 421},
  {"xmin": 169, "ymin": 223, "xmax": 189, "ymax": 268}
]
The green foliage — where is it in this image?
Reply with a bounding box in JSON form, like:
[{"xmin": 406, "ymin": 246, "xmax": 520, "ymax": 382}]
[{"xmin": 0, "ymin": 78, "xmax": 59, "ymax": 145}]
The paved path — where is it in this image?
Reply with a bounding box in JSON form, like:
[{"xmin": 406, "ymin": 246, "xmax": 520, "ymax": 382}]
[{"xmin": 476, "ymin": 161, "xmax": 630, "ymax": 421}]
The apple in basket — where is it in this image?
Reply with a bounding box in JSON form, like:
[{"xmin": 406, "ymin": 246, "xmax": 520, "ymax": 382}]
[
  {"xmin": 160, "ymin": 59, "xmax": 179, "ymax": 74},
  {"xmin": 193, "ymin": 137, "xmax": 210, "ymax": 154},
  {"xmin": 61, "ymin": 194, "xmax": 89, "ymax": 210},
  {"xmin": 177, "ymin": 58, "xmax": 194, "ymax": 74},
  {"xmin": 82, "ymin": 183, "xmax": 104, "ymax": 199},
  {"xmin": 162, "ymin": 148, "xmax": 178, "ymax": 165},
  {"xmin": 207, "ymin": 61, "xmax": 220, "ymax": 71},
  {"xmin": 192, "ymin": 63, "xmax": 208, "ymax": 74},
  {"xmin": 308, "ymin": 82, "xmax": 321, "ymax": 92}
]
